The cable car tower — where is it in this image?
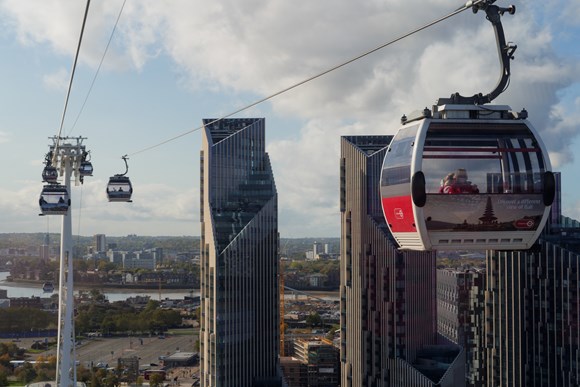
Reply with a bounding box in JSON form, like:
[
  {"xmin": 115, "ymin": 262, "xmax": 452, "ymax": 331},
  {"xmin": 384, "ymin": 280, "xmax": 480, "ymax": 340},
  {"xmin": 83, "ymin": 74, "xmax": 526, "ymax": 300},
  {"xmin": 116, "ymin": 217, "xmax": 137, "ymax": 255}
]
[{"xmin": 40, "ymin": 135, "xmax": 92, "ymax": 386}]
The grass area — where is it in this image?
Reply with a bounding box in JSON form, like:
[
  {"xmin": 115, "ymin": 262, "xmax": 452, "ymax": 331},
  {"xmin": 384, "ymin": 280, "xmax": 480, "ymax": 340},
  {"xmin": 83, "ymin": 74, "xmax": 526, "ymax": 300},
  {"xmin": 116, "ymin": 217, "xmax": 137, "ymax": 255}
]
[
  {"xmin": 167, "ymin": 328, "xmax": 197, "ymax": 336},
  {"xmin": 27, "ymin": 349, "xmax": 46, "ymax": 354}
]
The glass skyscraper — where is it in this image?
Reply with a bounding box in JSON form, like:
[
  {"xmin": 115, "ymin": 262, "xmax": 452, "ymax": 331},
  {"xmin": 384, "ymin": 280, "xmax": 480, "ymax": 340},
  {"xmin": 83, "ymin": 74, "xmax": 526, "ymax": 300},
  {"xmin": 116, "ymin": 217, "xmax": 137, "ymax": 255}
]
[{"xmin": 200, "ymin": 118, "xmax": 280, "ymax": 387}]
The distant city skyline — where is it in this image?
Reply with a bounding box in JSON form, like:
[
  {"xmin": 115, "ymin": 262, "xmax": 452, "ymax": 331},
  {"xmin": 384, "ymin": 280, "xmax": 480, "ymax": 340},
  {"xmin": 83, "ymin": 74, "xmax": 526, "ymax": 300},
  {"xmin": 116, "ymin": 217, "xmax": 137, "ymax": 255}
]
[{"xmin": 0, "ymin": 1, "xmax": 578, "ymax": 237}]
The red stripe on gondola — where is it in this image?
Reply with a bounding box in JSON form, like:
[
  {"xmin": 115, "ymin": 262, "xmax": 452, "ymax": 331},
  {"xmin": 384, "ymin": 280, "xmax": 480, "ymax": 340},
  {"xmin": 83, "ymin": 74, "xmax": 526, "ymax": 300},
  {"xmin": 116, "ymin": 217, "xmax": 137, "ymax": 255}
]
[{"xmin": 382, "ymin": 195, "xmax": 416, "ymax": 233}]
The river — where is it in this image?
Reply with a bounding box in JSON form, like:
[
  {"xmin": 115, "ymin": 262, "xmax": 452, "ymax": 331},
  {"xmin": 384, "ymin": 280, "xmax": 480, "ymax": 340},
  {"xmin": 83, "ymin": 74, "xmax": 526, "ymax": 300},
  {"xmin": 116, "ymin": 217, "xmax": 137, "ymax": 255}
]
[
  {"xmin": 0, "ymin": 271, "xmax": 197, "ymax": 302},
  {"xmin": 0, "ymin": 272, "xmax": 339, "ymax": 302}
]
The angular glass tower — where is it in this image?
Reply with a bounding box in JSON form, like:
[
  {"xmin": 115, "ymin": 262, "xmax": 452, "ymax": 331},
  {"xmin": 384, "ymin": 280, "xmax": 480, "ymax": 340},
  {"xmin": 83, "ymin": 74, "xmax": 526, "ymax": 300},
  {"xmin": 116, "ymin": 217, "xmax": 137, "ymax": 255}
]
[{"xmin": 200, "ymin": 118, "xmax": 280, "ymax": 387}]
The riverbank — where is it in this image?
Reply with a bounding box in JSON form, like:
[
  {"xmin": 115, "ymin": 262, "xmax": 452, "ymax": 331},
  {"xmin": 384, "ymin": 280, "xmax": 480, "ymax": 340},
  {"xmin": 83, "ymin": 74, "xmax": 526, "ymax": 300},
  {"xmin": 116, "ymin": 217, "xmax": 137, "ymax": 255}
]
[
  {"xmin": 5, "ymin": 277, "xmax": 339, "ymax": 293},
  {"xmin": 4, "ymin": 277, "xmax": 196, "ymax": 290}
]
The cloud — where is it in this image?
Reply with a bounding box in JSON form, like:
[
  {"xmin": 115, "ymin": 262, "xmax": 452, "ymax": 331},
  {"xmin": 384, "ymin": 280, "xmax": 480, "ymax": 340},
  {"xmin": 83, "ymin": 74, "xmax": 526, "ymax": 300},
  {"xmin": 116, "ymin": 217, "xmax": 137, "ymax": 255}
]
[
  {"xmin": 0, "ymin": 0, "xmax": 139, "ymax": 71},
  {"xmin": 567, "ymin": 201, "xmax": 580, "ymax": 222},
  {"xmin": 42, "ymin": 68, "xmax": 69, "ymax": 91},
  {"xmin": 1, "ymin": 0, "xmax": 578, "ymax": 236},
  {"xmin": 0, "ymin": 131, "xmax": 10, "ymax": 144},
  {"xmin": 268, "ymin": 120, "xmax": 367, "ymax": 237},
  {"xmin": 0, "ymin": 179, "xmax": 199, "ymax": 236}
]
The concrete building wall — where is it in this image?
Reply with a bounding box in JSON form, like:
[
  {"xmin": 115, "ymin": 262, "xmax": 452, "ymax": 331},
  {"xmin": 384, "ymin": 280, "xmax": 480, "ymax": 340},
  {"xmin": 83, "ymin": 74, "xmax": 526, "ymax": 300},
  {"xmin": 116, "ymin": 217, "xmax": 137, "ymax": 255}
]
[{"xmin": 340, "ymin": 136, "xmax": 455, "ymax": 387}]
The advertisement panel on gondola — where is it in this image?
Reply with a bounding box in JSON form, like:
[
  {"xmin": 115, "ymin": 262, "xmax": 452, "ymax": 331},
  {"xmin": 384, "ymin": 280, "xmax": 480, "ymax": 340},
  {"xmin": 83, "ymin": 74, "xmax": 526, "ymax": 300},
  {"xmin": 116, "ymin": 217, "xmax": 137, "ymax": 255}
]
[{"xmin": 423, "ymin": 194, "xmax": 544, "ymax": 232}]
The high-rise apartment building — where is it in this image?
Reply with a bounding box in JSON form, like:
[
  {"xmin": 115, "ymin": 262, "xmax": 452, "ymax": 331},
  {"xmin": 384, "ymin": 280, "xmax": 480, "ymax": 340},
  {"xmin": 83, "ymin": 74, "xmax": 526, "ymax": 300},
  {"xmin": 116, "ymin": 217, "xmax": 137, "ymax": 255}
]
[
  {"xmin": 484, "ymin": 173, "xmax": 580, "ymax": 386},
  {"xmin": 485, "ymin": 228, "xmax": 580, "ymax": 386},
  {"xmin": 340, "ymin": 135, "xmax": 464, "ymax": 387},
  {"xmin": 200, "ymin": 118, "xmax": 281, "ymax": 387},
  {"xmin": 94, "ymin": 234, "xmax": 106, "ymax": 253}
]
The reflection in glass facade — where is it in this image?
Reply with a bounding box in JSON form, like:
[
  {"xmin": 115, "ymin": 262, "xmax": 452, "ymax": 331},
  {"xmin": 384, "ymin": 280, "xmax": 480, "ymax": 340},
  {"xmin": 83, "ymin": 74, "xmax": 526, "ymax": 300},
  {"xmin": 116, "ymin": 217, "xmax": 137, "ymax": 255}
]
[{"xmin": 200, "ymin": 118, "xmax": 280, "ymax": 387}]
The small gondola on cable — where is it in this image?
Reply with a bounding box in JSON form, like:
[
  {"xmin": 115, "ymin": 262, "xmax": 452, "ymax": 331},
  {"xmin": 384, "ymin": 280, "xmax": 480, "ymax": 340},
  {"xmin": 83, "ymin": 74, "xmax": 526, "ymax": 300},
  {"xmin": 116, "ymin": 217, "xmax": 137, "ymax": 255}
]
[
  {"xmin": 79, "ymin": 150, "xmax": 93, "ymax": 177},
  {"xmin": 42, "ymin": 281, "xmax": 55, "ymax": 293},
  {"xmin": 41, "ymin": 151, "xmax": 58, "ymax": 184},
  {"xmin": 39, "ymin": 150, "xmax": 72, "ymax": 216},
  {"xmin": 39, "ymin": 183, "xmax": 71, "ymax": 216},
  {"xmin": 107, "ymin": 155, "xmax": 133, "ymax": 202},
  {"xmin": 379, "ymin": 1, "xmax": 555, "ymax": 251}
]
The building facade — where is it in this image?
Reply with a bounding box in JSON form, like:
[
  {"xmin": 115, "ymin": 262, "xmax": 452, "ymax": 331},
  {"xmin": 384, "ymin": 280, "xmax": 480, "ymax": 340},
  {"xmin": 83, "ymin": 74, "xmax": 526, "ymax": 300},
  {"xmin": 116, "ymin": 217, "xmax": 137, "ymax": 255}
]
[
  {"xmin": 94, "ymin": 234, "xmax": 106, "ymax": 253},
  {"xmin": 484, "ymin": 173, "xmax": 580, "ymax": 386},
  {"xmin": 200, "ymin": 118, "xmax": 280, "ymax": 387},
  {"xmin": 294, "ymin": 338, "xmax": 340, "ymax": 387},
  {"xmin": 485, "ymin": 223, "xmax": 580, "ymax": 386},
  {"xmin": 280, "ymin": 357, "xmax": 308, "ymax": 387},
  {"xmin": 340, "ymin": 135, "xmax": 464, "ymax": 387},
  {"xmin": 437, "ymin": 268, "xmax": 486, "ymax": 387}
]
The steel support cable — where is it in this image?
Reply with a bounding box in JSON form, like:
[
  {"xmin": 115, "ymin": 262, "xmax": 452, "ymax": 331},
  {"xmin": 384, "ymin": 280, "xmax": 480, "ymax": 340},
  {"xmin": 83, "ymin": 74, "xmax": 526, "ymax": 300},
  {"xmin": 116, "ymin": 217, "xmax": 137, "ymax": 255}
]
[
  {"xmin": 127, "ymin": 1, "xmax": 481, "ymax": 158},
  {"xmin": 67, "ymin": 0, "xmax": 127, "ymax": 136},
  {"xmin": 75, "ymin": 185, "xmax": 84, "ymax": 253},
  {"xmin": 52, "ymin": 0, "xmax": 91, "ymax": 164}
]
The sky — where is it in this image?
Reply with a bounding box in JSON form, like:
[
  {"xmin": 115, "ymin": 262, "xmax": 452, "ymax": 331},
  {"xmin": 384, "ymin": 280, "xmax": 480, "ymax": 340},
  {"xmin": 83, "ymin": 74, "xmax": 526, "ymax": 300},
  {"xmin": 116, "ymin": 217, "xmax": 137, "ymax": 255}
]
[{"xmin": 0, "ymin": 0, "xmax": 578, "ymax": 238}]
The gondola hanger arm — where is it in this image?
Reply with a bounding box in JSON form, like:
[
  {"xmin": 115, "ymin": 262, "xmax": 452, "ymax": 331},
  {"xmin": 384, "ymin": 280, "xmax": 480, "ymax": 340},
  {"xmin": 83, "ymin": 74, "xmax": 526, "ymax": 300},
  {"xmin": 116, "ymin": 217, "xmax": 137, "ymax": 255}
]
[{"xmin": 438, "ymin": 0, "xmax": 517, "ymax": 105}]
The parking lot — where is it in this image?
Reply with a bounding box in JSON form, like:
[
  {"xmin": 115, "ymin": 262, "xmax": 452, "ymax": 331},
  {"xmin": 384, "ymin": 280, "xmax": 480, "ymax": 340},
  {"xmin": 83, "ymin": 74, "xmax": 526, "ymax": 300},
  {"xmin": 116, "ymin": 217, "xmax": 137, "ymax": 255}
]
[{"xmin": 3, "ymin": 330, "xmax": 200, "ymax": 385}]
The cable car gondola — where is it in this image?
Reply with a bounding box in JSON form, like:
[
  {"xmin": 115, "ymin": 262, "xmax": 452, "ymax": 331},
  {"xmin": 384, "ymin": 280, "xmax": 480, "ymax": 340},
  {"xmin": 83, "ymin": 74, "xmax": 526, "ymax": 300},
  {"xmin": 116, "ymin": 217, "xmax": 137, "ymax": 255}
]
[
  {"xmin": 79, "ymin": 151, "xmax": 93, "ymax": 177},
  {"xmin": 39, "ymin": 184, "xmax": 71, "ymax": 216},
  {"xmin": 42, "ymin": 151, "xmax": 58, "ymax": 183},
  {"xmin": 379, "ymin": 1, "xmax": 555, "ymax": 251},
  {"xmin": 42, "ymin": 166, "xmax": 59, "ymax": 183},
  {"xmin": 42, "ymin": 282, "xmax": 55, "ymax": 293},
  {"xmin": 107, "ymin": 155, "xmax": 132, "ymax": 202}
]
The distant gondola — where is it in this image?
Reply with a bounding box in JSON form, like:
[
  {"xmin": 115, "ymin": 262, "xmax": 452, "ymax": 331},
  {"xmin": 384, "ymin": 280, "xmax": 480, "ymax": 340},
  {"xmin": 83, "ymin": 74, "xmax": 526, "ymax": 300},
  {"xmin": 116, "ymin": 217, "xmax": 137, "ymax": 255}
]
[
  {"xmin": 42, "ymin": 151, "xmax": 58, "ymax": 183},
  {"xmin": 107, "ymin": 155, "xmax": 133, "ymax": 202},
  {"xmin": 79, "ymin": 151, "xmax": 93, "ymax": 177},
  {"xmin": 42, "ymin": 166, "xmax": 59, "ymax": 183},
  {"xmin": 42, "ymin": 282, "xmax": 55, "ymax": 293},
  {"xmin": 39, "ymin": 184, "xmax": 71, "ymax": 215}
]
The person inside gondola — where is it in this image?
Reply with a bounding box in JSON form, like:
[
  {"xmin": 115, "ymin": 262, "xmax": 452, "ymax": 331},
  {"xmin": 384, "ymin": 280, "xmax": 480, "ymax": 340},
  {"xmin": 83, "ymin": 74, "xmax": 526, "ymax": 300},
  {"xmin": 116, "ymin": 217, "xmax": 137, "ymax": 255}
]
[
  {"xmin": 439, "ymin": 172, "xmax": 455, "ymax": 193},
  {"xmin": 440, "ymin": 169, "xmax": 479, "ymax": 194}
]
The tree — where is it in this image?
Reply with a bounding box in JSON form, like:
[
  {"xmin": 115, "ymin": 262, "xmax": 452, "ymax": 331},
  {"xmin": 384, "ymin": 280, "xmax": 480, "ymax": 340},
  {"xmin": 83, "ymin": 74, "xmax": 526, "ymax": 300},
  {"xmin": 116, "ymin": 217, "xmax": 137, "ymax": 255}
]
[
  {"xmin": 14, "ymin": 362, "xmax": 36, "ymax": 384},
  {"xmin": 306, "ymin": 312, "xmax": 322, "ymax": 327},
  {"xmin": 149, "ymin": 373, "xmax": 165, "ymax": 386},
  {"xmin": 101, "ymin": 316, "xmax": 117, "ymax": 336},
  {"xmin": 90, "ymin": 289, "xmax": 107, "ymax": 303},
  {"xmin": 0, "ymin": 365, "xmax": 8, "ymax": 387}
]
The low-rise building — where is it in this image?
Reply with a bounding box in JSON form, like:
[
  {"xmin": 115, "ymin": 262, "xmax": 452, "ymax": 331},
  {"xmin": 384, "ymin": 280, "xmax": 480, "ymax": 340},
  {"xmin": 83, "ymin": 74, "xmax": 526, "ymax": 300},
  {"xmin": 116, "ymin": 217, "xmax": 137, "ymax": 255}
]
[
  {"xmin": 280, "ymin": 356, "xmax": 308, "ymax": 387},
  {"xmin": 294, "ymin": 338, "xmax": 339, "ymax": 387},
  {"xmin": 161, "ymin": 351, "xmax": 198, "ymax": 368}
]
